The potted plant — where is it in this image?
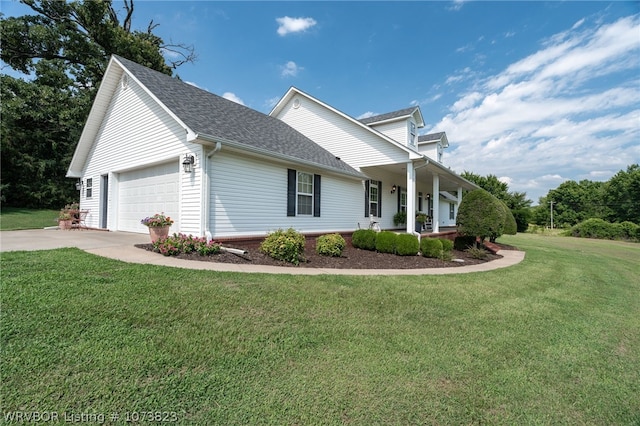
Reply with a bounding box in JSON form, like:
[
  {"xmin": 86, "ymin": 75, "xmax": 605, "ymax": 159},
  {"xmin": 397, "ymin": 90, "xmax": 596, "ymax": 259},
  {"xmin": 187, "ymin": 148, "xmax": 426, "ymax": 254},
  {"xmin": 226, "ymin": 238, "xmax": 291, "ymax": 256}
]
[
  {"xmin": 393, "ymin": 211, "xmax": 407, "ymax": 227},
  {"xmin": 58, "ymin": 210, "xmax": 73, "ymax": 230},
  {"xmin": 415, "ymin": 212, "xmax": 429, "ymax": 233},
  {"xmin": 141, "ymin": 213, "xmax": 174, "ymax": 242}
]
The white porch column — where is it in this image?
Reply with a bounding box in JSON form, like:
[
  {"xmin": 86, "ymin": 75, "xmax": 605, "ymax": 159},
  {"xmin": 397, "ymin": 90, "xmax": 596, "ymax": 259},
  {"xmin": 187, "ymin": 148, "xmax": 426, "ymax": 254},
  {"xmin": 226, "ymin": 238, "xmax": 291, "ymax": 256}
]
[
  {"xmin": 405, "ymin": 162, "xmax": 416, "ymax": 234},
  {"xmin": 432, "ymin": 174, "xmax": 440, "ymax": 233}
]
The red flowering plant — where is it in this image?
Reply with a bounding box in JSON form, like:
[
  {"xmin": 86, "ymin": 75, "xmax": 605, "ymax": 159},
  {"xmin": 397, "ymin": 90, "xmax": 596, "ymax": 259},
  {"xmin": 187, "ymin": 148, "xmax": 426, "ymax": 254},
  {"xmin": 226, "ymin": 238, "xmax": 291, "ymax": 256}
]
[
  {"xmin": 140, "ymin": 213, "xmax": 174, "ymax": 228},
  {"xmin": 152, "ymin": 233, "xmax": 221, "ymax": 257}
]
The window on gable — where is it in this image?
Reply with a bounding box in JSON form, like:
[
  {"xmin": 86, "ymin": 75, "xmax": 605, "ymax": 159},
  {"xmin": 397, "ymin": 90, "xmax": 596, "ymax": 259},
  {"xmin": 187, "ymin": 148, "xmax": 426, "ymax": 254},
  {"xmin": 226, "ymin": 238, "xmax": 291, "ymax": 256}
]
[
  {"xmin": 86, "ymin": 178, "xmax": 93, "ymax": 198},
  {"xmin": 409, "ymin": 122, "xmax": 416, "ymax": 146},
  {"xmin": 287, "ymin": 169, "xmax": 321, "ymax": 217},
  {"xmin": 297, "ymin": 172, "xmax": 313, "ymax": 215}
]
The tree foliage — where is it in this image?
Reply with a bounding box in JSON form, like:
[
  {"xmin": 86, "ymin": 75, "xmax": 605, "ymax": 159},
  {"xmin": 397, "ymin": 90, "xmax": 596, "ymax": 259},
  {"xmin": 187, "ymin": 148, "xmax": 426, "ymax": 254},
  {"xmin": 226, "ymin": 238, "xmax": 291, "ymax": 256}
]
[
  {"xmin": 456, "ymin": 189, "xmax": 507, "ymax": 244},
  {"xmin": 532, "ymin": 165, "xmax": 639, "ymax": 227},
  {"xmin": 0, "ymin": 0, "xmax": 195, "ymax": 208}
]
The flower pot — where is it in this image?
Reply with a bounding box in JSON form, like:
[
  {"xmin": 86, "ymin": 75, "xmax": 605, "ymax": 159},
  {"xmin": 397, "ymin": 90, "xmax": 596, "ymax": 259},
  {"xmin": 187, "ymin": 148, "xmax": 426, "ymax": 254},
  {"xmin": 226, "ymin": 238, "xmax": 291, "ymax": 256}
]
[
  {"xmin": 58, "ymin": 219, "xmax": 73, "ymax": 230},
  {"xmin": 148, "ymin": 226, "xmax": 170, "ymax": 243}
]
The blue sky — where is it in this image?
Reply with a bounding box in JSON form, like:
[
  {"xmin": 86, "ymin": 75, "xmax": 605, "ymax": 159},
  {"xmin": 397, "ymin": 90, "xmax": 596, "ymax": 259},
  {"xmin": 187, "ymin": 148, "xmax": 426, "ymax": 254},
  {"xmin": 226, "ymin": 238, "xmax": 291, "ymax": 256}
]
[{"xmin": 2, "ymin": 1, "xmax": 639, "ymax": 203}]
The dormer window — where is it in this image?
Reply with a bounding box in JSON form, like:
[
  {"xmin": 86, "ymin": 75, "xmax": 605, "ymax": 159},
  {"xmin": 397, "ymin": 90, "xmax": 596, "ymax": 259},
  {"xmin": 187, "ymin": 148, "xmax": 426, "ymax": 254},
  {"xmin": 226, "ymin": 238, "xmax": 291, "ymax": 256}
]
[{"xmin": 409, "ymin": 122, "xmax": 416, "ymax": 146}]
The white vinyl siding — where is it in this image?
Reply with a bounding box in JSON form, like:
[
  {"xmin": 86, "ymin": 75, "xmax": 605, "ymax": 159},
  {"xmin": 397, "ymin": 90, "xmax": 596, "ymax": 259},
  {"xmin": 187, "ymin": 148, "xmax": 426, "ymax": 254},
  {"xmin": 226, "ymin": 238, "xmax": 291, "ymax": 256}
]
[
  {"xmin": 368, "ymin": 121, "xmax": 411, "ymax": 146},
  {"xmin": 275, "ymin": 96, "xmax": 409, "ymax": 169},
  {"xmin": 79, "ymin": 73, "xmax": 200, "ymax": 231},
  {"xmin": 209, "ymin": 151, "xmax": 363, "ymax": 238}
]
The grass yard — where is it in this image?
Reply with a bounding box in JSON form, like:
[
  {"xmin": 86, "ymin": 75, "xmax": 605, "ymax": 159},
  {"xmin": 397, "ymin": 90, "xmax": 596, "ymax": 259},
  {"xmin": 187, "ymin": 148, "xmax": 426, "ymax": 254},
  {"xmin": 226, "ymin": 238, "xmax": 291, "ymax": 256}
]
[
  {"xmin": 1, "ymin": 234, "xmax": 639, "ymax": 424},
  {"xmin": 0, "ymin": 207, "xmax": 60, "ymax": 231}
]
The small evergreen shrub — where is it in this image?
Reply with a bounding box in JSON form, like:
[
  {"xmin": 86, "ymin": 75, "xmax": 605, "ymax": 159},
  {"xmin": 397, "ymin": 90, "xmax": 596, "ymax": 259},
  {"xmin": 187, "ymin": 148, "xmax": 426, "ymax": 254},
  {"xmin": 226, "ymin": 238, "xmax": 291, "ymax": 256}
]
[
  {"xmin": 260, "ymin": 228, "xmax": 306, "ymax": 265},
  {"xmin": 393, "ymin": 211, "xmax": 407, "ymax": 226},
  {"xmin": 316, "ymin": 233, "xmax": 346, "ymax": 257},
  {"xmin": 352, "ymin": 229, "xmax": 377, "ymax": 251},
  {"xmin": 396, "ymin": 233, "xmax": 419, "ymax": 256},
  {"xmin": 421, "ymin": 238, "xmax": 443, "ymax": 258},
  {"xmin": 454, "ymin": 235, "xmax": 476, "ymax": 250},
  {"xmin": 439, "ymin": 238, "xmax": 454, "ymax": 253},
  {"xmin": 375, "ymin": 231, "xmax": 398, "ymax": 254}
]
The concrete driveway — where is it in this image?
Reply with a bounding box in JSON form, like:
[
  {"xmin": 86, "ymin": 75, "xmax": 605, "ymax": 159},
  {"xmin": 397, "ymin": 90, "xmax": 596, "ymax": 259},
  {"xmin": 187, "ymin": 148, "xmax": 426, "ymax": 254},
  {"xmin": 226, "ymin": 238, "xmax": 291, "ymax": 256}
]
[{"xmin": 0, "ymin": 228, "xmax": 525, "ymax": 275}]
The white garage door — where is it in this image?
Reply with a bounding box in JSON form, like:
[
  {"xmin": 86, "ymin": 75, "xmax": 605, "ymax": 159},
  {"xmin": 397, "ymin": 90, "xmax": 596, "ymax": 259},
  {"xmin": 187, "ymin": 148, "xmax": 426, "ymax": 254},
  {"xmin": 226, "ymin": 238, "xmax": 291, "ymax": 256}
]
[{"xmin": 118, "ymin": 162, "xmax": 180, "ymax": 233}]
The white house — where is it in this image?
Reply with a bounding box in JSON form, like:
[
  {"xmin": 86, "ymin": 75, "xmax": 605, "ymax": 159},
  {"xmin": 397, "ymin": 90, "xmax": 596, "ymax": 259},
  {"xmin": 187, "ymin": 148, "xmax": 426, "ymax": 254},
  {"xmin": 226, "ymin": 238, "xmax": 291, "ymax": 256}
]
[{"xmin": 67, "ymin": 55, "xmax": 477, "ymax": 239}]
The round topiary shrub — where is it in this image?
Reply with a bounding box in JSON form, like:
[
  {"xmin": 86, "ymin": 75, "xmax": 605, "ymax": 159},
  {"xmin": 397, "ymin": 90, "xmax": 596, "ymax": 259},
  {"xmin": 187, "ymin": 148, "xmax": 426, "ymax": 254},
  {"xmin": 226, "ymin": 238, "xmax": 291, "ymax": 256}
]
[
  {"xmin": 260, "ymin": 228, "xmax": 306, "ymax": 265},
  {"xmin": 421, "ymin": 238, "xmax": 443, "ymax": 258},
  {"xmin": 316, "ymin": 233, "xmax": 346, "ymax": 257},
  {"xmin": 396, "ymin": 233, "xmax": 419, "ymax": 256},
  {"xmin": 439, "ymin": 238, "xmax": 454, "ymax": 253},
  {"xmin": 375, "ymin": 231, "xmax": 398, "ymax": 254},
  {"xmin": 352, "ymin": 229, "xmax": 377, "ymax": 251}
]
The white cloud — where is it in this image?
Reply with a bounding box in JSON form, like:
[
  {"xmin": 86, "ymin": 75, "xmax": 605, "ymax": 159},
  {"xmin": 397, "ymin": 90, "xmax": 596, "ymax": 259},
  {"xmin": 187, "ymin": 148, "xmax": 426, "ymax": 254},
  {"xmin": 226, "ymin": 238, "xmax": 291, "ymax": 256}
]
[
  {"xmin": 281, "ymin": 61, "xmax": 303, "ymax": 77},
  {"xmin": 222, "ymin": 92, "xmax": 245, "ymax": 105},
  {"xmin": 431, "ymin": 14, "xmax": 640, "ymax": 202},
  {"xmin": 276, "ymin": 16, "xmax": 317, "ymax": 36}
]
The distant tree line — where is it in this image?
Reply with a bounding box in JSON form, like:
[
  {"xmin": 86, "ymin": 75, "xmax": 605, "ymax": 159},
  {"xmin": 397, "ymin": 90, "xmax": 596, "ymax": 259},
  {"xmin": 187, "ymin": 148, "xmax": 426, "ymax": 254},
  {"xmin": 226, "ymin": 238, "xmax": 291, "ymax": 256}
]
[
  {"xmin": 462, "ymin": 165, "xmax": 640, "ymax": 232},
  {"xmin": 1, "ymin": 0, "xmax": 195, "ymax": 209}
]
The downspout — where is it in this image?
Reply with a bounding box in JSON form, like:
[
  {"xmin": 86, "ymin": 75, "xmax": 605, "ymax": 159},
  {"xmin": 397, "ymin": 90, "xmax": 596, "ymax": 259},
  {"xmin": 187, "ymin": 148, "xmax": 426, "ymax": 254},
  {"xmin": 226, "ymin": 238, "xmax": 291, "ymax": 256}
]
[
  {"xmin": 411, "ymin": 158, "xmax": 430, "ymax": 242},
  {"xmin": 202, "ymin": 141, "xmax": 222, "ymax": 241}
]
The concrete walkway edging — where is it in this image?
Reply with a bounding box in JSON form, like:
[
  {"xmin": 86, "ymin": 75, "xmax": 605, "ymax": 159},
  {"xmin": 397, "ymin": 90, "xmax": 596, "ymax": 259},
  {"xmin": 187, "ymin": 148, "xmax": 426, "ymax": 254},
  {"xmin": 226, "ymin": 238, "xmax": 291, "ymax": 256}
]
[{"xmin": 1, "ymin": 229, "xmax": 525, "ymax": 275}]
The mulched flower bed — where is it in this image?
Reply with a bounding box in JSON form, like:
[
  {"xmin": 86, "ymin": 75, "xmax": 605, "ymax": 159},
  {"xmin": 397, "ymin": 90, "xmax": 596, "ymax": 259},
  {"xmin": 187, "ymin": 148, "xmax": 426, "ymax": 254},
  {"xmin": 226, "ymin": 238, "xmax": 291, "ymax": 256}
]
[{"xmin": 135, "ymin": 236, "xmax": 506, "ymax": 269}]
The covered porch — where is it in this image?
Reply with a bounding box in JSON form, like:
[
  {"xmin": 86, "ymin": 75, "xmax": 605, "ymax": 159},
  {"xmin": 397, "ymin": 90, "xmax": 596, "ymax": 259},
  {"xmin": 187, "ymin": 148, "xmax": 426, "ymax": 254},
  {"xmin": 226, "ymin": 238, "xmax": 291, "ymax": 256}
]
[{"xmin": 361, "ymin": 158, "xmax": 478, "ymax": 235}]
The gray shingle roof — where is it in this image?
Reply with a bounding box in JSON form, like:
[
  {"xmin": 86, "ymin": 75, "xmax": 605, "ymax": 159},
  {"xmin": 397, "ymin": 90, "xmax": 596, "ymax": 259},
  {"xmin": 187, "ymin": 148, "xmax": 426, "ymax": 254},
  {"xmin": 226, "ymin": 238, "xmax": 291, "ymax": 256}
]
[
  {"xmin": 418, "ymin": 132, "xmax": 446, "ymax": 143},
  {"xmin": 114, "ymin": 55, "xmax": 362, "ymax": 177},
  {"xmin": 359, "ymin": 107, "xmax": 418, "ymax": 125}
]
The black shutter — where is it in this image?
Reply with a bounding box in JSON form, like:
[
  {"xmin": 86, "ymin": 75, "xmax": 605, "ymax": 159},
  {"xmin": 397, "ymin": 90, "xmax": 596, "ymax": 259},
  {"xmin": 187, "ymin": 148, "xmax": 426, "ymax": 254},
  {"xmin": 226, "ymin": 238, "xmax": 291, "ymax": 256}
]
[
  {"xmin": 397, "ymin": 185, "xmax": 402, "ymax": 212},
  {"xmin": 287, "ymin": 169, "xmax": 296, "ymax": 217},
  {"xmin": 313, "ymin": 174, "xmax": 321, "ymax": 217},
  {"xmin": 364, "ymin": 180, "xmax": 370, "ymax": 217},
  {"xmin": 418, "ymin": 193, "xmax": 423, "ymax": 211},
  {"xmin": 378, "ymin": 181, "xmax": 382, "ymax": 217}
]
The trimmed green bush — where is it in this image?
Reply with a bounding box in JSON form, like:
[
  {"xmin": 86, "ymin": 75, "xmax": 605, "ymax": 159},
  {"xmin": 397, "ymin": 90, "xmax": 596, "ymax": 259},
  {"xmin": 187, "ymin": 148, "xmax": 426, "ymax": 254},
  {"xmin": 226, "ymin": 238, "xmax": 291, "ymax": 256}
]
[
  {"xmin": 375, "ymin": 231, "xmax": 398, "ymax": 254},
  {"xmin": 420, "ymin": 238, "xmax": 443, "ymax": 258},
  {"xmin": 457, "ymin": 189, "xmax": 505, "ymax": 243},
  {"xmin": 454, "ymin": 235, "xmax": 476, "ymax": 250},
  {"xmin": 260, "ymin": 228, "xmax": 306, "ymax": 265},
  {"xmin": 439, "ymin": 238, "xmax": 454, "ymax": 253},
  {"xmin": 352, "ymin": 229, "xmax": 377, "ymax": 251},
  {"xmin": 570, "ymin": 218, "xmax": 640, "ymax": 241},
  {"xmin": 316, "ymin": 233, "xmax": 346, "ymax": 257},
  {"xmin": 396, "ymin": 233, "xmax": 419, "ymax": 256},
  {"xmin": 393, "ymin": 211, "xmax": 407, "ymax": 226}
]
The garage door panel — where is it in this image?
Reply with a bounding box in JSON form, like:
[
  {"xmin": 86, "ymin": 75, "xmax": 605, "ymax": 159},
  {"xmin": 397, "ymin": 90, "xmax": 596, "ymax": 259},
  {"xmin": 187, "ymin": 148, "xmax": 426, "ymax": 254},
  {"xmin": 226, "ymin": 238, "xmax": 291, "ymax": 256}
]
[{"xmin": 118, "ymin": 162, "xmax": 179, "ymax": 233}]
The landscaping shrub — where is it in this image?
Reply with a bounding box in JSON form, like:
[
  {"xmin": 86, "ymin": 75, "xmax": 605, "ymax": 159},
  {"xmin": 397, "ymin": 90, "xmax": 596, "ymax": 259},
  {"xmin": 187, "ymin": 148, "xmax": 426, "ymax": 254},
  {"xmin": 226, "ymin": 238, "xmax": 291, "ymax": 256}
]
[
  {"xmin": 420, "ymin": 238, "xmax": 443, "ymax": 258},
  {"xmin": 466, "ymin": 245, "xmax": 489, "ymax": 260},
  {"xmin": 457, "ymin": 189, "xmax": 505, "ymax": 243},
  {"xmin": 316, "ymin": 233, "xmax": 346, "ymax": 257},
  {"xmin": 393, "ymin": 211, "xmax": 407, "ymax": 226},
  {"xmin": 619, "ymin": 221, "xmax": 639, "ymax": 240},
  {"xmin": 260, "ymin": 228, "xmax": 306, "ymax": 265},
  {"xmin": 152, "ymin": 233, "xmax": 221, "ymax": 257},
  {"xmin": 352, "ymin": 229, "xmax": 377, "ymax": 251},
  {"xmin": 396, "ymin": 233, "xmax": 419, "ymax": 256},
  {"xmin": 570, "ymin": 218, "xmax": 640, "ymax": 241},
  {"xmin": 454, "ymin": 235, "xmax": 476, "ymax": 250},
  {"xmin": 375, "ymin": 231, "xmax": 398, "ymax": 254},
  {"xmin": 439, "ymin": 238, "xmax": 454, "ymax": 253}
]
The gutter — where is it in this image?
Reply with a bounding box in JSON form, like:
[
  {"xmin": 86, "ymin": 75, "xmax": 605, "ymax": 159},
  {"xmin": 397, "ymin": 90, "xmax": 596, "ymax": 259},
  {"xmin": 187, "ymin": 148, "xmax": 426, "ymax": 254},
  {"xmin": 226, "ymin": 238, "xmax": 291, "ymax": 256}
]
[{"xmin": 202, "ymin": 141, "xmax": 222, "ymax": 241}]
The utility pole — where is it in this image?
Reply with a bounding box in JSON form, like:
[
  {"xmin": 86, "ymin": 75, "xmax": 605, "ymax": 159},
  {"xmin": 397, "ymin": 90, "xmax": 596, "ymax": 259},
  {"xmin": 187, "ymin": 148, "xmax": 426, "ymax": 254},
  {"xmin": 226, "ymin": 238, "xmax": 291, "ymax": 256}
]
[{"xmin": 549, "ymin": 200, "xmax": 554, "ymax": 229}]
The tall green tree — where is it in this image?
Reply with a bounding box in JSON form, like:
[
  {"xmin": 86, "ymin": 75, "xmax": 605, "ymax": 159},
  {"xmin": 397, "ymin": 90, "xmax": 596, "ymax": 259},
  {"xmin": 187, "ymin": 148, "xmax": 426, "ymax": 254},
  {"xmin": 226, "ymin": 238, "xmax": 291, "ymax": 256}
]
[
  {"xmin": 0, "ymin": 0, "xmax": 195, "ymax": 208},
  {"xmin": 603, "ymin": 164, "xmax": 640, "ymax": 224}
]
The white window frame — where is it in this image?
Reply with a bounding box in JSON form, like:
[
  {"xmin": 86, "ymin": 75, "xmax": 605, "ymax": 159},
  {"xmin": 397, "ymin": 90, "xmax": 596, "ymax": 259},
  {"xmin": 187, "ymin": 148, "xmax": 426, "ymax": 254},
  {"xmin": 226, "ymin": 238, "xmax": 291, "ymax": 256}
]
[
  {"xmin": 369, "ymin": 180, "xmax": 379, "ymax": 217},
  {"xmin": 297, "ymin": 171, "xmax": 313, "ymax": 216},
  {"xmin": 409, "ymin": 122, "xmax": 416, "ymax": 146},
  {"xmin": 86, "ymin": 178, "xmax": 93, "ymax": 198},
  {"xmin": 400, "ymin": 189, "xmax": 407, "ymax": 212}
]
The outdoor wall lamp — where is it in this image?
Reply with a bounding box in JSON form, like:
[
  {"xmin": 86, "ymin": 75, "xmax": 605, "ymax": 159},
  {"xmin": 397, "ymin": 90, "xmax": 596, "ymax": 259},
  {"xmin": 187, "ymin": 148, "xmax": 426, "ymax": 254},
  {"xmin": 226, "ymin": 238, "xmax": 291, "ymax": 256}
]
[
  {"xmin": 182, "ymin": 154, "xmax": 195, "ymax": 173},
  {"xmin": 75, "ymin": 180, "xmax": 83, "ymax": 191},
  {"xmin": 390, "ymin": 184, "xmax": 397, "ymax": 194}
]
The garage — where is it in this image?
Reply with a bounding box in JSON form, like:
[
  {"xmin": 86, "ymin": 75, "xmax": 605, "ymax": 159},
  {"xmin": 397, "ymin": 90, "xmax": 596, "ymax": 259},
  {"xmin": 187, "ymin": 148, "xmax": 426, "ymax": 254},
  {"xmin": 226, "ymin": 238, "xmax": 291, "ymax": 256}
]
[{"xmin": 117, "ymin": 161, "xmax": 180, "ymax": 233}]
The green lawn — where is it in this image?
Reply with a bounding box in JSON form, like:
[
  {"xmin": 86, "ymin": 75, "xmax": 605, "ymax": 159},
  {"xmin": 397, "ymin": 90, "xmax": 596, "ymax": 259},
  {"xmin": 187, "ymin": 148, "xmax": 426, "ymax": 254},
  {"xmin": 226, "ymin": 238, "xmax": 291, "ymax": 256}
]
[
  {"xmin": 0, "ymin": 207, "xmax": 60, "ymax": 230},
  {"xmin": 1, "ymin": 234, "xmax": 639, "ymax": 424}
]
